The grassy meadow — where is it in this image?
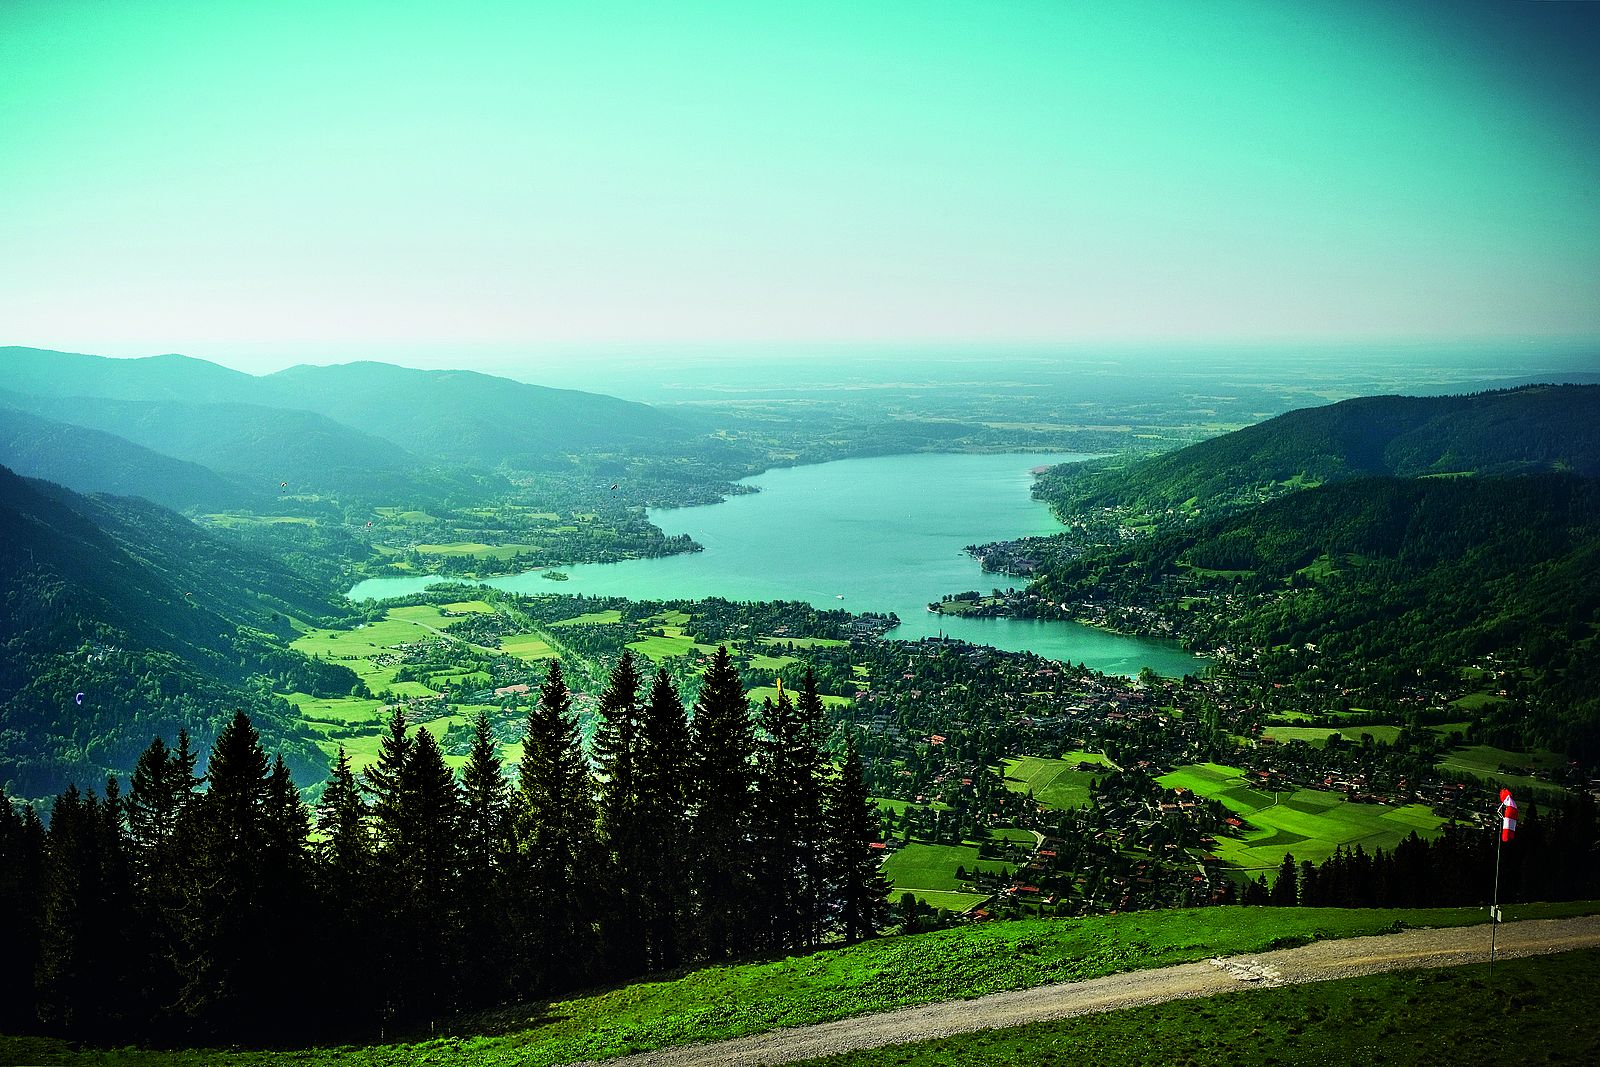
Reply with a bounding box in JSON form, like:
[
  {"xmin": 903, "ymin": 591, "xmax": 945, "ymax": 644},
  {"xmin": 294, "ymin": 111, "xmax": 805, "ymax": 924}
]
[
  {"xmin": 1437, "ymin": 744, "xmax": 1572, "ymax": 798},
  {"xmin": 879, "ymin": 841, "xmax": 1012, "ymax": 912},
  {"xmin": 1001, "ymin": 751, "xmax": 1114, "ymax": 810},
  {"xmin": 792, "ymin": 948, "xmax": 1600, "ymax": 1066},
  {"xmin": 1159, "ymin": 762, "xmax": 1447, "ymax": 871},
  {"xmin": 5, "ymin": 905, "xmax": 1595, "ymax": 1066}
]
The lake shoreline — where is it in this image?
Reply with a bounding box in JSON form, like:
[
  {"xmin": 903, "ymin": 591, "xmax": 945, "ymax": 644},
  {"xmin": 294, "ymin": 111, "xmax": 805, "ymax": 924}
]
[{"xmin": 350, "ymin": 452, "xmax": 1201, "ymax": 677}]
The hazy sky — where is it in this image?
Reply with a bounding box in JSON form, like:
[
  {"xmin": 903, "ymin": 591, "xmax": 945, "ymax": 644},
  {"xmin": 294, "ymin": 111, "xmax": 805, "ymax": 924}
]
[{"xmin": 2, "ymin": 0, "xmax": 1598, "ymax": 373}]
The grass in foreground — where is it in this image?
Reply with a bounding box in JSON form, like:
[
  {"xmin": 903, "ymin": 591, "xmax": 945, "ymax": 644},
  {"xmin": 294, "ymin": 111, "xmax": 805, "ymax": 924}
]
[
  {"xmin": 794, "ymin": 948, "xmax": 1600, "ymax": 1066},
  {"xmin": 4, "ymin": 904, "xmax": 1597, "ymax": 1066}
]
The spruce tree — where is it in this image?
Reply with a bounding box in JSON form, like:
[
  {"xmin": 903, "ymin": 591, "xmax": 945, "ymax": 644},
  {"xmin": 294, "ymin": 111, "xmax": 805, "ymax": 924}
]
[
  {"xmin": 754, "ymin": 671, "xmax": 829, "ymax": 951},
  {"xmin": 316, "ymin": 746, "xmax": 370, "ymax": 883},
  {"xmin": 0, "ymin": 789, "xmax": 43, "ymax": 1029},
  {"xmin": 460, "ymin": 710, "xmax": 512, "ymax": 1003},
  {"xmin": 313, "ymin": 746, "xmax": 379, "ymax": 1030},
  {"xmin": 791, "ymin": 672, "xmax": 830, "ymax": 949},
  {"xmin": 125, "ymin": 734, "xmax": 199, "ymax": 1030},
  {"xmin": 258, "ymin": 755, "xmax": 314, "ymax": 1027},
  {"xmin": 514, "ymin": 659, "xmax": 601, "ymax": 991},
  {"xmin": 461, "ymin": 711, "xmax": 511, "ymax": 879},
  {"xmin": 393, "ymin": 727, "xmax": 465, "ymax": 1018},
  {"xmin": 182, "ymin": 710, "xmax": 273, "ymax": 1034},
  {"xmin": 365, "ymin": 705, "xmax": 412, "ymax": 854},
  {"xmin": 636, "ymin": 667, "xmax": 691, "ymax": 970},
  {"xmin": 362, "ymin": 704, "xmax": 413, "ymax": 1027},
  {"xmin": 126, "ymin": 737, "xmax": 180, "ymax": 872},
  {"xmin": 593, "ymin": 650, "xmax": 647, "ymax": 976},
  {"xmin": 824, "ymin": 737, "xmax": 890, "ymax": 942},
  {"xmin": 688, "ymin": 646, "xmax": 755, "ymax": 960},
  {"xmin": 37, "ymin": 779, "xmax": 137, "ymax": 1035},
  {"xmin": 1270, "ymin": 853, "xmax": 1299, "ymax": 906}
]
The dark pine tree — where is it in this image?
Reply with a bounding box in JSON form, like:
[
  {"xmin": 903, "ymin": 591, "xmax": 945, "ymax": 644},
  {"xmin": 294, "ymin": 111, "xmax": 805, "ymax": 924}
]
[
  {"xmin": 460, "ymin": 710, "xmax": 513, "ymax": 1004},
  {"xmin": 1270, "ymin": 852, "xmax": 1299, "ymax": 907},
  {"xmin": 366, "ymin": 706, "xmax": 412, "ymax": 853},
  {"xmin": 258, "ymin": 755, "xmax": 315, "ymax": 1027},
  {"xmin": 688, "ymin": 646, "xmax": 756, "ymax": 961},
  {"xmin": 314, "ymin": 745, "xmax": 379, "ymax": 1031},
  {"xmin": 393, "ymin": 726, "xmax": 465, "ymax": 1020},
  {"xmin": 753, "ymin": 673, "xmax": 828, "ymax": 952},
  {"xmin": 0, "ymin": 787, "xmax": 44, "ymax": 1030},
  {"xmin": 362, "ymin": 704, "xmax": 413, "ymax": 1029},
  {"xmin": 36, "ymin": 783, "xmax": 134, "ymax": 1035},
  {"xmin": 125, "ymin": 732, "xmax": 200, "ymax": 1032},
  {"xmin": 636, "ymin": 667, "xmax": 692, "ymax": 971},
  {"xmin": 180, "ymin": 709, "xmax": 274, "ymax": 1035},
  {"xmin": 593, "ymin": 650, "xmax": 648, "ymax": 977},
  {"xmin": 514, "ymin": 659, "xmax": 601, "ymax": 992},
  {"xmin": 824, "ymin": 737, "xmax": 891, "ymax": 942}
]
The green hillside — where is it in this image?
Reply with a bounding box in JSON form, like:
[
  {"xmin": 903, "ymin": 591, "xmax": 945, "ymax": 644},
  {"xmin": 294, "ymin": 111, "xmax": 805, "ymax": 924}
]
[
  {"xmin": 1037, "ymin": 385, "xmax": 1600, "ymax": 519},
  {"xmin": 257, "ymin": 360, "xmax": 692, "ymax": 467},
  {"xmin": 0, "ymin": 348, "xmax": 254, "ymax": 404},
  {"xmin": 1, "ymin": 904, "xmax": 1591, "ymax": 1066},
  {"xmin": 0, "ymin": 405, "xmax": 256, "ymax": 510},
  {"xmin": 1034, "ymin": 475, "xmax": 1600, "ymax": 757},
  {"xmin": 0, "ymin": 466, "xmax": 351, "ymax": 797},
  {"xmin": 2, "ymin": 392, "xmax": 440, "ymax": 497},
  {"xmin": 0, "ymin": 347, "xmax": 690, "ymax": 472},
  {"xmin": 795, "ymin": 949, "xmax": 1600, "ymax": 1066}
]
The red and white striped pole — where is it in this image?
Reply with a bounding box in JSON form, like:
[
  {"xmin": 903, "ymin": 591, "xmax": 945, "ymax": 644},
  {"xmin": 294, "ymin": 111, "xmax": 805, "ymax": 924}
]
[{"xmin": 1491, "ymin": 789, "xmax": 1517, "ymax": 964}]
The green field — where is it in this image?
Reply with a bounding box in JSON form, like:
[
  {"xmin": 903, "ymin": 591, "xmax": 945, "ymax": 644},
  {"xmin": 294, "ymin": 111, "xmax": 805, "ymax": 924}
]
[
  {"xmin": 628, "ymin": 625, "xmax": 718, "ymax": 660},
  {"xmin": 499, "ymin": 633, "xmax": 556, "ymax": 660},
  {"xmin": 7, "ymin": 905, "xmax": 1594, "ymax": 1066},
  {"xmin": 291, "ymin": 605, "xmax": 494, "ymax": 691},
  {"xmin": 552, "ymin": 609, "xmax": 623, "ymax": 626},
  {"xmin": 198, "ymin": 512, "xmax": 316, "ymax": 527},
  {"xmin": 792, "ymin": 949, "xmax": 1600, "ymax": 1067},
  {"xmin": 413, "ymin": 542, "xmax": 537, "ymax": 559},
  {"xmin": 442, "ymin": 600, "xmax": 495, "ymax": 614},
  {"xmin": 880, "ymin": 842, "xmax": 1007, "ymax": 913},
  {"xmin": 1437, "ymin": 744, "xmax": 1571, "ymax": 796},
  {"xmin": 747, "ymin": 686, "xmax": 852, "ymax": 709},
  {"xmin": 1158, "ymin": 763, "xmax": 1448, "ymax": 870},
  {"xmin": 373, "ymin": 507, "xmax": 437, "ymax": 522},
  {"xmin": 1001, "ymin": 752, "xmax": 1111, "ymax": 810},
  {"xmin": 872, "ymin": 796, "xmax": 951, "ymax": 815},
  {"xmin": 1261, "ymin": 724, "xmax": 1402, "ymax": 747}
]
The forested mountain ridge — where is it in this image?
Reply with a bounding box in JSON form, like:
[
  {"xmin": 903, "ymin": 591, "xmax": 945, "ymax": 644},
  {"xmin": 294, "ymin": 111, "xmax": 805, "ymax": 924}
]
[
  {"xmin": 0, "ymin": 466, "xmax": 352, "ymax": 798},
  {"xmin": 0, "ymin": 347, "xmax": 690, "ymax": 470},
  {"xmin": 256, "ymin": 360, "xmax": 692, "ymax": 467},
  {"xmin": 0, "ymin": 391, "xmax": 492, "ymax": 503},
  {"xmin": 0, "ymin": 405, "xmax": 257, "ymax": 511},
  {"xmin": 1032, "ymin": 475, "xmax": 1600, "ymax": 758},
  {"xmin": 1036, "ymin": 385, "xmax": 1600, "ymax": 519}
]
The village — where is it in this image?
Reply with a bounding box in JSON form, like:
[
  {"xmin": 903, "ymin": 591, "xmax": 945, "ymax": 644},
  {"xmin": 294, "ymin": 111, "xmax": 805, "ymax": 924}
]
[{"xmin": 306, "ymin": 586, "xmax": 1585, "ymax": 923}]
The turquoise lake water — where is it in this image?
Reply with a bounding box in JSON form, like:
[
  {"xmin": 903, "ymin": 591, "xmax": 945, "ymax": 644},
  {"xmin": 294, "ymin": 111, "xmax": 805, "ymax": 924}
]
[{"xmin": 348, "ymin": 452, "xmax": 1203, "ymax": 677}]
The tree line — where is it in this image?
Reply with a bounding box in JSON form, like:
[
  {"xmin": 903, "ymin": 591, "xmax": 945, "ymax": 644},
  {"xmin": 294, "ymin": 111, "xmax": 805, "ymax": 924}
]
[
  {"xmin": 0, "ymin": 648, "xmax": 888, "ymax": 1043},
  {"xmin": 1241, "ymin": 795, "xmax": 1600, "ymax": 908}
]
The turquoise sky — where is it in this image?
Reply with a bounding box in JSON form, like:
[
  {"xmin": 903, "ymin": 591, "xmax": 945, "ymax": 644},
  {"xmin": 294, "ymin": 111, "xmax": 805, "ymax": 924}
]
[{"xmin": 1, "ymin": 0, "xmax": 1597, "ymax": 370}]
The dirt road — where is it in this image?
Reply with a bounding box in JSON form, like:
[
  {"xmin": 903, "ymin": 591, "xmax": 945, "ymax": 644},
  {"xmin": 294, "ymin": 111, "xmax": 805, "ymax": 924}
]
[{"xmin": 570, "ymin": 915, "xmax": 1600, "ymax": 1067}]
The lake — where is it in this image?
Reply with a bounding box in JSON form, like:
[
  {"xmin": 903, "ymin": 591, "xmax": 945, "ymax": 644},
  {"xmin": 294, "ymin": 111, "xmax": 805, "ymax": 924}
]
[{"xmin": 348, "ymin": 452, "xmax": 1203, "ymax": 677}]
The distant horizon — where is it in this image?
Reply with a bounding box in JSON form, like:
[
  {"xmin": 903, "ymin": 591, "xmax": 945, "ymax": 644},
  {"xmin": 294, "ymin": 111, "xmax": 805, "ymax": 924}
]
[{"xmin": 8, "ymin": 336, "xmax": 1600, "ymax": 381}]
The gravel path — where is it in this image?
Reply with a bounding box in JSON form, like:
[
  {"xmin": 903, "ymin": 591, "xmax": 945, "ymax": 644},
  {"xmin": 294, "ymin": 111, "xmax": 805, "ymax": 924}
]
[{"xmin": 569, "ymin": 915, "xmax": 1600, "ymax": 1067}]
